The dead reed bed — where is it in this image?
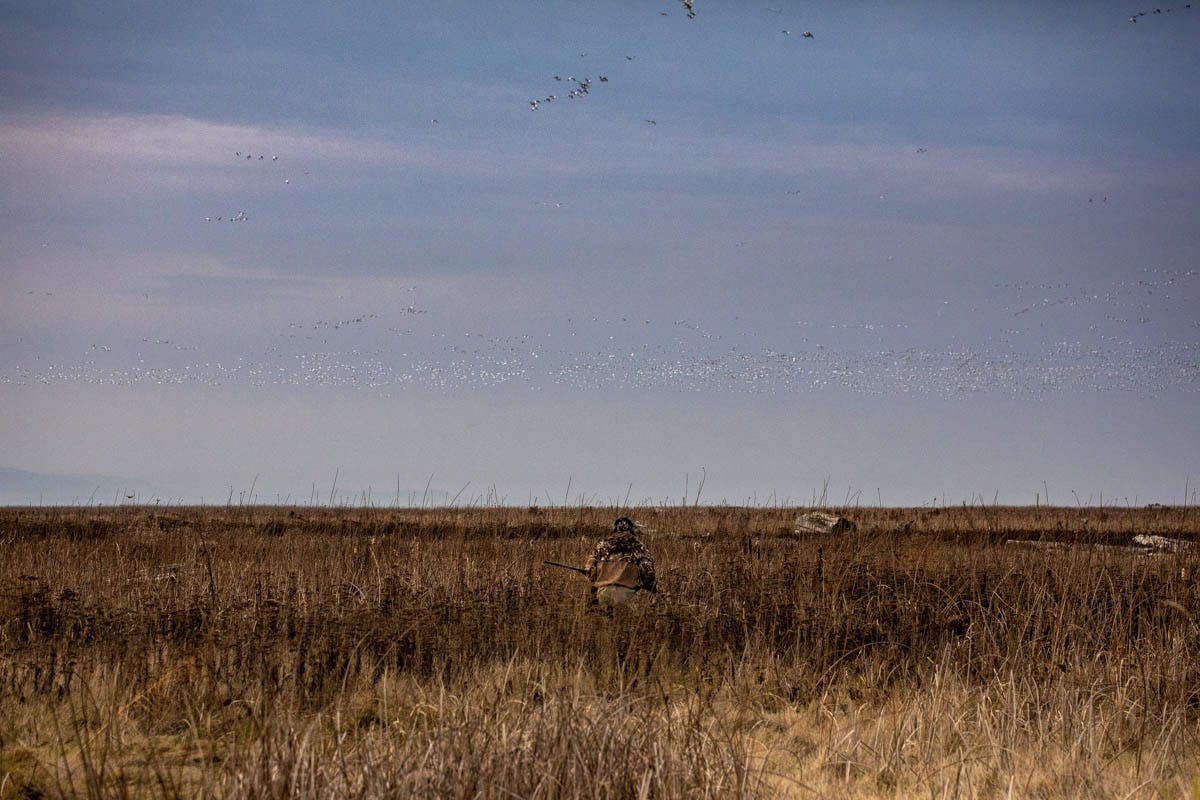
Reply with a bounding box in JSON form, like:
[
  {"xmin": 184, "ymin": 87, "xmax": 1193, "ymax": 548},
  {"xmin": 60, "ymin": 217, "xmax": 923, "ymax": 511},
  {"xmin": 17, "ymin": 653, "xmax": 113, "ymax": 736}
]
[{"xmin": 1, "ymin": 504, "xmax": 1198, "ymax": 798}]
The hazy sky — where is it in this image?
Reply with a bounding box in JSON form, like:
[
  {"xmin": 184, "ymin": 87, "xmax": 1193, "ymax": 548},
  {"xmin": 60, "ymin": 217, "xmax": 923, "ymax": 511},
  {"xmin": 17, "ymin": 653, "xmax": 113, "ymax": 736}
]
[{"xmin": 2, "ymin": 1, "xmax": 1198, "ymax": 506}]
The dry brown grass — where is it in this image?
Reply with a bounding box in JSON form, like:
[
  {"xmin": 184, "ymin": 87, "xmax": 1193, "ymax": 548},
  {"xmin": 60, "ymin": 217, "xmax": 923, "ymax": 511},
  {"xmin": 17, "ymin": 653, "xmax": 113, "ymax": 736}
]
[{"xmin": 1, "ymin": 504, "xmax": 1198, "ymax": 798}]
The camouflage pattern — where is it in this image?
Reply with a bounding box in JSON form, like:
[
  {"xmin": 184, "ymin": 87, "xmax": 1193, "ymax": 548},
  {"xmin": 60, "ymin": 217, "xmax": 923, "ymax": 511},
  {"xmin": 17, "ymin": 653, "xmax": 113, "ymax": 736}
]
[{"xmin": 584, "ymin": 518, "xmax": 656, "ymax": 596}]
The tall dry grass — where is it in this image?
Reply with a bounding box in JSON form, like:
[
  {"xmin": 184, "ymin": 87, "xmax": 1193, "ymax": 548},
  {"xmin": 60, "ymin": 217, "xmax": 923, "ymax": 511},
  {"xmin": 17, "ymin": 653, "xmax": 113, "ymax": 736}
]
[{"xmin": 1, "ymin": 504, "xmax": 1198, "ymax": 798}]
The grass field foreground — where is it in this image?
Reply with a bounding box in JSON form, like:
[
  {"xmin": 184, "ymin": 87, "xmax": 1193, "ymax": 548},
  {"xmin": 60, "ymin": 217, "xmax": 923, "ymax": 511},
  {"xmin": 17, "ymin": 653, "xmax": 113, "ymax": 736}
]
[{"xmin": 1, "ymin": 504, "xmax": 1198, "ymax": 798}]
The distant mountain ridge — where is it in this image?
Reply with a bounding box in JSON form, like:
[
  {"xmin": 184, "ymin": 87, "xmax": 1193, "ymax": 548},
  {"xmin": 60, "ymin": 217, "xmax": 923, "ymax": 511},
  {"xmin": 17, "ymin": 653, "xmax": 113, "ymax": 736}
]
[
  {"xmin": 0, "ymin": 466, "xmax": 162, "ymax": 506},
  {"xmin": 0, "ymin": 467, "xmax": 455, "ymax": 507}
]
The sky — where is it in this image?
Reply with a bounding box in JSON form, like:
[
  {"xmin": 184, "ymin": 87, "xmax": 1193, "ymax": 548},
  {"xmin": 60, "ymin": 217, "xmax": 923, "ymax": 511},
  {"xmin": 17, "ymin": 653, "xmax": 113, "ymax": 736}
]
[{"xmin": 1, "ymin": 1, "xmax": 1198, "ymax": 506}]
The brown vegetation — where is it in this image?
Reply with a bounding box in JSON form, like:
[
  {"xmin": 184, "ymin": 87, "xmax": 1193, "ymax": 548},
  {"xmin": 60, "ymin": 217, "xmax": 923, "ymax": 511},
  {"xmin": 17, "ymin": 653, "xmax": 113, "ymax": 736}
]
[{"xmin": 1, "ymin": 504, "xmax": 1198, "ymax": 798}]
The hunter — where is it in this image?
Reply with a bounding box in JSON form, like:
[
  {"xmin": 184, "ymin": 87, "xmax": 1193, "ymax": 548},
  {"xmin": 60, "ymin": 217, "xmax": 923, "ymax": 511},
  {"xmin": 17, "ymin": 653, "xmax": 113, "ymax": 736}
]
[{"xmin": 584, "ymin": 516, "xmax": 657, "ymax": 604}]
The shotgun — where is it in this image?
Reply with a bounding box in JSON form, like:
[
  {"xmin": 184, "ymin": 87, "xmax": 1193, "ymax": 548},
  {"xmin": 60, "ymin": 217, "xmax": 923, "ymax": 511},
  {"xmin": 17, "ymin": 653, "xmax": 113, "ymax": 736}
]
[{"xmin": 543, "ymin": 560, "xmax": 588, "ymax": 576}]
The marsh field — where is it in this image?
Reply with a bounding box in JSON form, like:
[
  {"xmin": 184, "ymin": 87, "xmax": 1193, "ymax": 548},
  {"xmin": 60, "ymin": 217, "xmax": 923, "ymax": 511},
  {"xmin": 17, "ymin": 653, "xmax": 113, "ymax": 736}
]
[{"xmin": 1, "ymin": 504, "xmax": 1198, "ymax": 799}]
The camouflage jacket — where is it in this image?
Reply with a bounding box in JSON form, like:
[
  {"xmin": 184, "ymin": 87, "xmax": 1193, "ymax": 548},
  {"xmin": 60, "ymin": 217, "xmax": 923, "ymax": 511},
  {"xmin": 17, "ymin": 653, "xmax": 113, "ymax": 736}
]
[{"xmin": 584, "ymin": 531, "xmax": 656, "ymax": 592}]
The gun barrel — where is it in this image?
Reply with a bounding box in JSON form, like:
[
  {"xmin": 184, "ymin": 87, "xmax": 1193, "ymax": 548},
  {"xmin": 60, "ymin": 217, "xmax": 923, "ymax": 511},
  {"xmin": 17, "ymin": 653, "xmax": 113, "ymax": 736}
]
[{"xmin": 543, "ymin": 560, "xmax": 588, "ymax": 576}]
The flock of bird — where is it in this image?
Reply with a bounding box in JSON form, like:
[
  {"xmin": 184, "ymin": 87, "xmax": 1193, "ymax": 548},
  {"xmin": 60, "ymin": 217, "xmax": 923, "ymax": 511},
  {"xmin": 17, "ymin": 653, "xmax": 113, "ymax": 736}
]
[
  {"xmin": 1129, "ymin": 5, "xmax": 1192, "ymax": 21},
  {"xmin": 6, "ymin": 267, "xmax": 1196, "ymax": 398},
  {"xmin": 203, "ymin": 211, "xmax": 249, "ymax": 223},
  {"xmin": 660, "ymin": 0, "xmax": 696, "ymax": 19},
  {"xmin": 6, "ymin": 334, "xmax": 1194, "ymax": 399},
  {"xmin": 9, "ymin": 5, "xmax": 1197, "ymax": 405},
  {"xmin": 201, "ymin": 152, "xmax": 298, "ymax": 222},
  {"xmin": 527, "ymin": 3, "xmax": 814, "ymax": 113},
  {"xmin": 530, "ymin": 74, "xmax": 610, "ymax": 110}
]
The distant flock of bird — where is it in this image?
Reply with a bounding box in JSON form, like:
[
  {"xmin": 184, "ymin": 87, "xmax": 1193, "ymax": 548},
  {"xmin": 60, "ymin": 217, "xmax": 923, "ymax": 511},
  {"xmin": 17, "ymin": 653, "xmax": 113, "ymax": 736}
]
[
  {"xmin": 1129, "ymin": 4, "xmax": 1192, "ymax": 20},
  {"xmin": 527, "ymin": 3, "xmax": 814, "ymax": 113},
  {"xmin": 203, "ymin": 210, "xmax": 249, "ymax": 223},
  {"xmin": 202, "ymin": 152, "xmax": 299, "ymax": 222},
  {"xmin": 530, "ymin": 74, "xmax": 610, "ymax": 110},
  {"xmin": 8, "ymin": 265, "xmax": 1195, "ymax": 399},
  {"xmin": 14, "ymin": 4, "xmax": 1192, "ymax": 402}
]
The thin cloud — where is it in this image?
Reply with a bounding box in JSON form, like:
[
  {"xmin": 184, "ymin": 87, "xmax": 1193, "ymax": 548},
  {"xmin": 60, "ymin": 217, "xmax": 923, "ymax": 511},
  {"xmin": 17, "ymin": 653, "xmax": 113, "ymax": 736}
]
[
  {"xmin": 7, "ymin": 108, "xmax": 1191, "ymax": 215},
  {"xmin": 0, "ymin": 110, "xmax": 570, "ymax": 203}
]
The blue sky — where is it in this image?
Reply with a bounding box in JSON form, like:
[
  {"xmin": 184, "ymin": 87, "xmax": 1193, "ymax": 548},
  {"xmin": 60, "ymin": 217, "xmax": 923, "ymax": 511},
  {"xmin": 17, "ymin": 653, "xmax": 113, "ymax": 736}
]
[{"xmin": 2, "ymin": 1, "xmax": 1198, "ymax": 505}]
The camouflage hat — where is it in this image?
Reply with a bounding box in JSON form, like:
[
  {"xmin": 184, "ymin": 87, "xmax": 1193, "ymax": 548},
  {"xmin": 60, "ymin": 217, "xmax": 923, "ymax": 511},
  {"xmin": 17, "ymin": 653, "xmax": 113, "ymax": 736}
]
[{"xmin": 613, "ymin": 516, "xmax": 638, "ymax": 533}]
